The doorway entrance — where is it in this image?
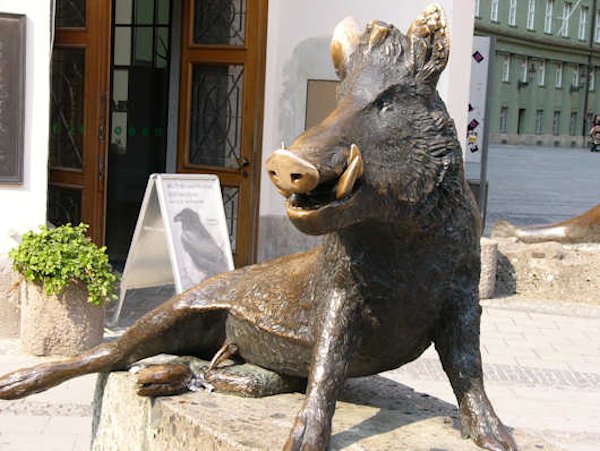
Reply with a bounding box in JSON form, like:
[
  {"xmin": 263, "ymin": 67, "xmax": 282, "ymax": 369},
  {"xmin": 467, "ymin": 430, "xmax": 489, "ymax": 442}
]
[
  {"xmin": 48, "ymin": 0, "xmax": 268, "ymax": 269},
  {"xmin": 105, "ymin": 0, "xmax": 172, "ymax": 267}
]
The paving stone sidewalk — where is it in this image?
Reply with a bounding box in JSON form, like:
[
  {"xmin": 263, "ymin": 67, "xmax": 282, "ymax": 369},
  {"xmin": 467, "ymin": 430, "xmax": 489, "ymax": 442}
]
[
  {"xmin": 386, "ymin": 297, "xmax": 600, "ymax": 451},
  {"xmin": 0, "ymin": 295, "xmax": 599, "ymax": 450}
]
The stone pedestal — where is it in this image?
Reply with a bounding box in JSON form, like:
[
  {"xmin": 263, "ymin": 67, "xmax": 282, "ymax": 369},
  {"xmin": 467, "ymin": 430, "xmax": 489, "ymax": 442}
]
[
  {"xmin": 479, "ymin": 238, "xmax": 498, "ymax": 299},
  {"xmin": 92, "ymin": 371, "xmax": 556, "ymax": 450},
  {"xmin": 495, "ymin": 239, "xmax": 600, "ymax": 302}
]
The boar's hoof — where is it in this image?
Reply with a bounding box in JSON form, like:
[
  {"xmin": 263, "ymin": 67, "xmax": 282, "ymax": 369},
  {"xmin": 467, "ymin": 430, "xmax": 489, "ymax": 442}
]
[
  {"xmin": 283, "ymin": 410, "xmax": 329, "ymax": 451},
  {"xmin": 136, "ymin": 363, "xmax": 193, "ymax": 397},
  {"xmin": 0, "ymin": 364, "xmax": 66, "ymax": 400},
  {"xmin": 206, "ymin": 342, "xmax": 239, "ymax": 372},
  {"xmin": 460, "ymin": 392, "xmax": 518, "ymax": 451}
]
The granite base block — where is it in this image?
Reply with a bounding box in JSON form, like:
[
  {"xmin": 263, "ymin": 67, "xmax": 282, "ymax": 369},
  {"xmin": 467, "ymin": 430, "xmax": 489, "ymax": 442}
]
[{"xmin": 92, "ymin": 371, "xmax": 557, "ymax": 450}]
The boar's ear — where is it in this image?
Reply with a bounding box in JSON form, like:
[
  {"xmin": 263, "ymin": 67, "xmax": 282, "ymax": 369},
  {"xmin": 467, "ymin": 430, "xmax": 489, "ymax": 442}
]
[
  {"xmin": 331, "ymin": 17, "xmax": 361, "ymax": 79},
  {"xmin": 407, "ymin": 3, "xmax": 449, "ymax": 85}
]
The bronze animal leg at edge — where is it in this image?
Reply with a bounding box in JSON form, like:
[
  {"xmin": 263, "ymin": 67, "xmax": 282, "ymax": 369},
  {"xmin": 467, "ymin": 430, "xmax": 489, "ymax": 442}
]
[
  {"xmin": 283, "ymin": 290, "xmax": 363, "ymax": 451},
  {"xmin": 434, "ymin": 290, "xmax": 518, "ymax": 451},
  {"xmin": 0, "ymin": 295, "xmax": 226, "ymax": 400}
]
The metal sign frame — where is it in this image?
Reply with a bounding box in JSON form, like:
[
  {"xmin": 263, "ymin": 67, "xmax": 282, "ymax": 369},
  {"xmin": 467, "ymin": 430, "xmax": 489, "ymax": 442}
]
[{"xmin": 111, "ymin": 173, "xmax": 234, "ymax": 324}]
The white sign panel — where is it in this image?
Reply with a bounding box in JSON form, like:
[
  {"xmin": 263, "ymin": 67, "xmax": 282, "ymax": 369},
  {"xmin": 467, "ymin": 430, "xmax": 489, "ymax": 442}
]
[
  {"xmin": 157, "ymin": 176, "xmax": 234, "ymax": 291},
  {"xmin": 111, "ymin": 174, "xmax": 234, "ymax": 323},
  {"xmin": 466, "ymin": 36, "xmax": 493, "ymax": 164}
]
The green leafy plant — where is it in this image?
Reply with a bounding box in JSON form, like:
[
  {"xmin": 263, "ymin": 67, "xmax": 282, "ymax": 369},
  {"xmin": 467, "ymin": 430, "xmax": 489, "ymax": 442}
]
[{"xmin": 9, "ymin": 223, "xmax": 118, "ymax": 306}]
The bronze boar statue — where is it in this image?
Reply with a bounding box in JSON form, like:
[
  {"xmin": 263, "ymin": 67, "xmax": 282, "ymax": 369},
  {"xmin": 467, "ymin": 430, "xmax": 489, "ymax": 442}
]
[
  {"xmin": 0, "ymin": 5, "xmax": 516, "ymax": 450},
  {"xmin": 492, "ymin": 203, "xmax": 600, "ymax": 244}
]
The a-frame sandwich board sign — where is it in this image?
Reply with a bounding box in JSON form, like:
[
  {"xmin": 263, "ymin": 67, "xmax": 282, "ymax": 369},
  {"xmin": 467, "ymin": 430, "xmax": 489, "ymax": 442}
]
[{"xmin": 110, "ymin": 174, "xmax": 234, "ymax": 324}]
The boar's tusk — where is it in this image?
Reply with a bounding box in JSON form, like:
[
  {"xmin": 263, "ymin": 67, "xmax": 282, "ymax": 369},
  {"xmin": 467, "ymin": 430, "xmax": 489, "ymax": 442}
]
[
  {"xmin": 336, "ymin": 144, "xmax": 363, "ymax": 199},
  {"xmin": 349, "ymin": 143, "xmax": 364, "ymax": 177}
]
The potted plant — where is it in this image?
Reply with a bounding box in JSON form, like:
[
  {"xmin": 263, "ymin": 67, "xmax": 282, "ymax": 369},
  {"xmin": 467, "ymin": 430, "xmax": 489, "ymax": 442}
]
[{"xmin": 9, "ymin": 223, "xmax": 118, "ymax": 356}]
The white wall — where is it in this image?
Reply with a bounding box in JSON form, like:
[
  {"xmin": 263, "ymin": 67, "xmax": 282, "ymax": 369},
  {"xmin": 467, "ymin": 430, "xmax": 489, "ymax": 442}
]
[
  {"xmin": 260, "ymin": 0, "xmax": 475, "ymax": 217},
  {"xmin": 0, "ymin": 1, "xmax": 51, "ymax": 253},
  {"xmin": 0, "ymin": 1, "xmax": 475, "ymax": 256}
]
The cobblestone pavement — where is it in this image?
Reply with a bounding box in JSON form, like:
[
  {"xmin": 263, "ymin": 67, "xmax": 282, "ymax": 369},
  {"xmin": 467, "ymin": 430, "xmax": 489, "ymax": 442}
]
[
  {"xmin": 0, "ymin": 295, "xmax": 599, "ymax": 450},
  {"xmin": 0, "ymin": 343, "xmax": 96, "ymax": 451},
  {"xmin": 385, "ymin": 297, "xmax": 600, "ymax": 451},
  {"xmin": 478, "ymin": 145, "xmax": 600, "ymax": 234}
]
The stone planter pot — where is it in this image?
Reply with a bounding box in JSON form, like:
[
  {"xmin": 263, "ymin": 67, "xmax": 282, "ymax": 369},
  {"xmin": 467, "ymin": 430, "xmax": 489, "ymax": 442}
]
[
  {"xmin": 20, "ymin": 281, "xmax": 105, "ymax": 356},
  {"xmin": 0, "ymin": 258, "xmax": 21, "ymax": 338}
]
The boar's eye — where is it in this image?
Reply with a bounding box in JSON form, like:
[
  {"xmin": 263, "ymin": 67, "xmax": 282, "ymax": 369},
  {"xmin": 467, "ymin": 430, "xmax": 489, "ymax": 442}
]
[{"xmin": 374, "ymin": 91, "xmax": 395, "ymax": 113}]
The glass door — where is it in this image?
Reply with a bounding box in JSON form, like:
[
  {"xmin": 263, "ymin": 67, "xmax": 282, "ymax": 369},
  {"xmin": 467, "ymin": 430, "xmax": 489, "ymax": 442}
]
[{"xmin": 105, "ymin": 0, "xmax": 173, "ymax": 266}]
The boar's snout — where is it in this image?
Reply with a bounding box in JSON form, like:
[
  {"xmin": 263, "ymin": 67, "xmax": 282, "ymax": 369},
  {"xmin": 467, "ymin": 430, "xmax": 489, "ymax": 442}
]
[{"xmin": 266, "ymin": 149, "xmax": 320, "ymax": 196}]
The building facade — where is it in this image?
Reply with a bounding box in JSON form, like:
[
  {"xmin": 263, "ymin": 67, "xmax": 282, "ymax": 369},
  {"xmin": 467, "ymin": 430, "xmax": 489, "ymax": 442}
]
[
  {"xmin": 476, "ymin": 0, "xmax": 600, "ymax": 147},
  {"xmin": 0, "ymin": 0, "xmax": 475, "ymax": 269}
]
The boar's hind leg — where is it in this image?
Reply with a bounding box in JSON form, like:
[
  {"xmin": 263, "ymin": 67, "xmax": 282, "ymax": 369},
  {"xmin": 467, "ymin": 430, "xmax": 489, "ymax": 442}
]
[
  {"xmin": 0, "ymin": 296, "xmax": 226, "ymax": 400},
  {"xmin": 434, "ymin": 291, "xmax": 517, "ymax": 451}
]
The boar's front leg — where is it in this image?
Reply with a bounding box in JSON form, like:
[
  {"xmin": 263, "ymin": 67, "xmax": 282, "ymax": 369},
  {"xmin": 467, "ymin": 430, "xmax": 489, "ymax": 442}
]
[
  {"xmin": 434, "ymin": 286, "xmax": 517, "ymax": 451},
  {"xmin": 283, "ymin": 289, "xmax": 363, "ymax": 451}
]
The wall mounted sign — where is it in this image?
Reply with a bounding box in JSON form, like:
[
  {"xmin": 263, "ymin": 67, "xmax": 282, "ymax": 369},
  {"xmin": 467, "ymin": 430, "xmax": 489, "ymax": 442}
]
[
  {"xmin": 466, "ymin": 36, "xmax": 494, "ymax": 166},
  {"xmin": 0, "ymin": 13, "xmax": 26, "ymax": 184},
  {"xmin": 111, "ymin": 173, "xmax": 235, "ymax": 324},
  {"xmin": 305, "ymin": 79, "xmax": 338, "ymax": 130}
]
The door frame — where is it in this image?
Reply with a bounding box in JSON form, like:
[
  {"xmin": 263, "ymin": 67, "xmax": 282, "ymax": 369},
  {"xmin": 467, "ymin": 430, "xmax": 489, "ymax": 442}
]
[
  {"xmin": 176, "ymin": 0, "xmax": 268, "ymax": 267},
  {"xmin": 49, "ymin": 1, "xmax": 112, "ymax": 245}
]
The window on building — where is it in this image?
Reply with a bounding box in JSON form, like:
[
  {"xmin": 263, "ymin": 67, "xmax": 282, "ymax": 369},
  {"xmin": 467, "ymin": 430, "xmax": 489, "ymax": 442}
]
[
  {"xmin": 572, "ymin": 65, "xmax": 580, "ymax": 88},
  {"xmin": 527, "ymin": 0, "xmax": 536, "ymax": 29},
  {"xmin": 521, "ymin": 58, "xmax": 529, "ymax": 83},
  {"xmin": 509, "ymin": 0, "xmax": 518, "ymax": 26},
  {"xmin": 570, "ymin": 112, "xmax": 578, "ymax": 135},
  {"xmin": 475, "ymin": 0, "xmax": 481, "ymax": 17},
  {"xmin": 491, "ymin": 0, "xmax": 499, "ymax": 22},
  {"xmin": 500, "ymin": 107, "xmax": 508, "ymax": 133},
  {"xmin": 579, "ymin": 7, "xmax": 588, "ymax": 40},
  {"xmin": 561, "ymin": 2, "xmax": 572, "ymax": 37},
  {"xmin": 553, "ymin": 111, "xmax": 561, "ymax": 135},
  {"xmin": 535, "ymin": 110, "xmax": 544, "ymax": 134},
  {"xmin": 517, "ymin": 108, "xmax": 526, "ymax": 134},
  {"xmin": 590, "ymin": 69, "xmax": 595, "ymax": 91},
  {"xmin": 586, "ymin": 112, "xmax": 594, "ymax": 132},
  {"xmin": 537, "ymin": 60, "xmax": 546, "ymax": 86},
  {"xmin": 502, "ymin": 54, "xmax": 511, "ymax": 82},
  {"xmin": 596, "ymin": 11, "xmax": 600, "ymax": 42},
  {"xmin": 545, "ymin": 0, "xmax": 554, "ymax": 33},
  {"xmin": 555, "ymin": 62, "xmax": 563, "ymax": 87}
]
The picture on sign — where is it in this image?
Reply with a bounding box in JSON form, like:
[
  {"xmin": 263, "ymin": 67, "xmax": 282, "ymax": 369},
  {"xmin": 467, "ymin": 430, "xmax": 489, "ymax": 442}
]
[
  {"xmin": 157, "ymin": 175, "xmax": 234, "ymax": 292},
  {"xmin": 0, "ymin": 14, "xmax": 26, "ymax": 184}
]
